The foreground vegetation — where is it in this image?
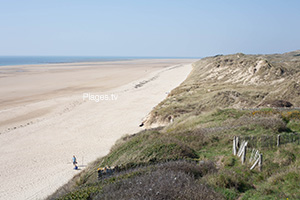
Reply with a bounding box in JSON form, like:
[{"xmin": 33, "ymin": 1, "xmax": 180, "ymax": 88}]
[{"xmin": 49, "ymin": 108, "xmax": 300, "ymax": 200}]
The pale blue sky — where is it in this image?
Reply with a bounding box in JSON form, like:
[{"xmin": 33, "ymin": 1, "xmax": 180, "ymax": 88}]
[{"xmin": 0, "ymin": 0, "xmax": 299, "ymax": 57}]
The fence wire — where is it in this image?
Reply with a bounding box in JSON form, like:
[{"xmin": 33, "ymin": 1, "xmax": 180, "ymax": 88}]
[{"xmin": 238, "ymin": 132, "xmax": 300, "ymax": 148}]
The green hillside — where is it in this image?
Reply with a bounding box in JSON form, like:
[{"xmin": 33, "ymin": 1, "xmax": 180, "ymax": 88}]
[{"xmin": 49, "ymin": 51, "xmax": 300, "ymax": 200}]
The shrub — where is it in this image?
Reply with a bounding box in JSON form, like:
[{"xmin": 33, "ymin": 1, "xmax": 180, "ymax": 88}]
[
  {"xmin": 206, "ymin": 169, "xmax": 253, "ymax": 193},
  {"xmin": 233, "ymin": 115, "xmax": 287, "ymax": 133},
  {"xmin": 100, "ymin": 129, "xmax": 198, "ymax": 167},
  {"xmin": 273, "ymin": 149, "xmax": 296, "ymax": 167},
  {"xmin": 281, "ymin": 110, "xmax": 300, "ymax": 123},
  {"xmin": 95, "ymin": 169, "xmax": 223, "ymax": 200}
]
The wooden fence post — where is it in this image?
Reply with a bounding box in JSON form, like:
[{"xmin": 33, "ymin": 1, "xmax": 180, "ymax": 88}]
[
  {"xmin": 250, "ymin": 158, "xmax": 259, "ymax": 170},
  {"xmin": 238, "ymin": 141, "xmax": 246, "ymax": 157},
  {"xmin": 233, "ymin": 136, "xmax": 237, "ymax": 155},
  {"xmin": 259, "ymin": 154, "xmax": 263, "ymax": 171},
  {"xmin": 242, "ymin": 145, "xmax": 247, "ymax": 164},
  {"xmin": 277, "ymin": 134, "xmax": 280, "ymax": 147}
]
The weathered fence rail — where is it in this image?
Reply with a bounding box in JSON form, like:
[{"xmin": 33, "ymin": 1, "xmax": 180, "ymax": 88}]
[{"xmin": 238, "ymin": 132, "xmax": 300, "ymax": 148}]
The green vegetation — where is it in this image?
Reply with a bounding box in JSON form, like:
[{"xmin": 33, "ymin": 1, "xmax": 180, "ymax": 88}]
[
  {"xmin": 49, "ymin": 52, "xmax": 300, "ymax": 200},
  {"xmin": 49, "ymin": 108, "xmax": 300, "ymax": 200}
]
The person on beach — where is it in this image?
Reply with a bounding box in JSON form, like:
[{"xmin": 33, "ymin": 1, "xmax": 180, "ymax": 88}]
[{"xmin": 72, "ymin": 155, "xmax": 78, "ymax": 169}]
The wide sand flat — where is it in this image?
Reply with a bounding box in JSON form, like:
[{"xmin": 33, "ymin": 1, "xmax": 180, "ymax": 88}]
[{"xmin": 0, "ymin": 59, "xmax": 195, "ymax": 200}]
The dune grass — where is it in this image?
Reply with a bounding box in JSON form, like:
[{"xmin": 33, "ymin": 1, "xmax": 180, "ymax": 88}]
[{"xmin": 49, "ymin": 108, "xmax": 300, "ymax": 200}]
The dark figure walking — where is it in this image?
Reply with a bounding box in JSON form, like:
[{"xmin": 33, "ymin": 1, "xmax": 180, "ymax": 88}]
[{"xmin": 72, "ymin": 155, "xmax": 78, "ymax": 170}]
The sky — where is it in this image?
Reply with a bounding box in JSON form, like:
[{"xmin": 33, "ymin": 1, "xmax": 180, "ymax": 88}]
[{"xmin": 0, "ymin": 0, "xmax": 299, "ymax": 57}]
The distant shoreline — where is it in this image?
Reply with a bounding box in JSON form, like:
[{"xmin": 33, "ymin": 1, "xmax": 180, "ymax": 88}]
[{"xmin": 0, "ymin": 56, "xmax": 201, "ymax": 67}]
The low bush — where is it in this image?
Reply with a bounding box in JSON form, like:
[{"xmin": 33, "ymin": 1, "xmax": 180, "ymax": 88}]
[
  {"xmin": 205, "ymin": 168, "xmax": 254, "ymax": 193},
  {"xmin": 96, "ymin": 169, "xmax": 223, "ymax": 200}
]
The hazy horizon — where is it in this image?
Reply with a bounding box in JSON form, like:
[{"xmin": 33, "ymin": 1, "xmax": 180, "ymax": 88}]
[{"xmin": 0, "ymin": 0, "xmax": 299, "ymax": 57}]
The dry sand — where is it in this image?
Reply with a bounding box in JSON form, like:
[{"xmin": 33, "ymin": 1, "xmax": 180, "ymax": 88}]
[{"xmin": 0, "ymin": 59, "xmax": 196, "ymax": 200}]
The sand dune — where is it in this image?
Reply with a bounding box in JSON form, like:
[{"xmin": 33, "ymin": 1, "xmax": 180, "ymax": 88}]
[{"xmin": 0, "ymin": 59, "xmax": 195, "ymax": 200}]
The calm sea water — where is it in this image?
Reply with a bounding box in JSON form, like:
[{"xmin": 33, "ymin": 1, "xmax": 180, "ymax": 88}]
[
  {"xmin": 0, "ymin": 56, "xmax": 131, "ymax": 66},
  {"xmin": 0, "ymin": 56, "xmax": 198, "ymax": 67}
]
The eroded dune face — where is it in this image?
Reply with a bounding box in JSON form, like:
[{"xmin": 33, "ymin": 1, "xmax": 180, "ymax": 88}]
[{"xmin": 144, "ymin": 51, "xmax": 300, "ymax": 128}]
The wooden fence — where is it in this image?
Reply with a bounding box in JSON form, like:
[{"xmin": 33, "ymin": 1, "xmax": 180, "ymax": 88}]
[
  {"xmin": 238, "ymin": 132, "xmax": 300, "ymax": 149},
  {"xmin": 233, "ymin": 136, "xmax": 262, "ymax": 171},
  {"xmin": 232, "ymin": 132, "xmax": 299, "ymax": 171}
]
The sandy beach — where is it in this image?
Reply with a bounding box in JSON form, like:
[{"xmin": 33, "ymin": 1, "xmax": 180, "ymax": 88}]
[{"xmin": 0, "ymin": 59, "xmax": 196, "ymax": 200}]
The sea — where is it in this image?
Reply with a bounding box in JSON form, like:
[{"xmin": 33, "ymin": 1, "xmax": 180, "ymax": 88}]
[
  {"xmin": 0, "ymin": 56, "xmax": 197, "ymax": 66},
  {"xmin": 0, "ymin": 56, "xmax": 131, "ymax": 66}
]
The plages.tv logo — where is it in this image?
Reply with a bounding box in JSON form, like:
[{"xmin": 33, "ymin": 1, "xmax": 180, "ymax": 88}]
[{"xmin": 83, "ymin": 93, "xmax": 118, "ymax": 102}]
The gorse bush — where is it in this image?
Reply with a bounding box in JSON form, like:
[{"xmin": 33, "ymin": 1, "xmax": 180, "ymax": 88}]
[
  {"xmin": 251, "ymin": 109, "xmax": 300, "ymax": 123},
  {"xmin": 281, "ymin": 110, "xmax": 300, "ymax": 122}
]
